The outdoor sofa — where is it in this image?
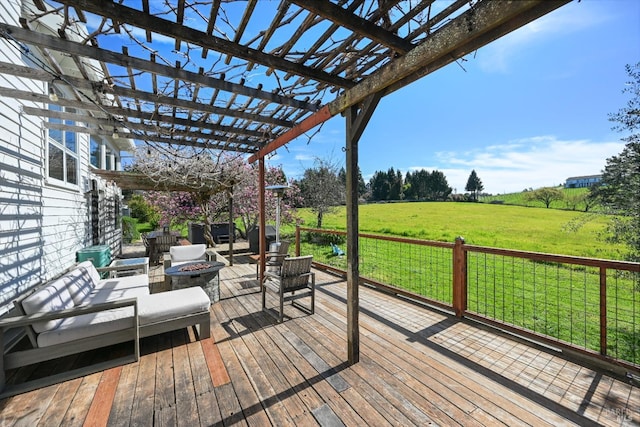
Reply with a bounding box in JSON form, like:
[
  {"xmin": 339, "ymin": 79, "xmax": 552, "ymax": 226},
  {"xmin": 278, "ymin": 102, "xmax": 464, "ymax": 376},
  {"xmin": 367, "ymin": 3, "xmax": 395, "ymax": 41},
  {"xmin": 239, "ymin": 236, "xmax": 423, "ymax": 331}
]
[{"xmin": 0, "ymin": 260, "xmax": 211, "ymax": 397}]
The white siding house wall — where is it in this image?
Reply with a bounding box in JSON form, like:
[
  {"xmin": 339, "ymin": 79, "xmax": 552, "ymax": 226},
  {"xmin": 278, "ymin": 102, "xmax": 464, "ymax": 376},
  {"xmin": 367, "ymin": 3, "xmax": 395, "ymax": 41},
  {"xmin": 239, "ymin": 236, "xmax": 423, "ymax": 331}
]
[{"xmin": 0, "ymin": 0, "xmax": 123, "ymax": 316}]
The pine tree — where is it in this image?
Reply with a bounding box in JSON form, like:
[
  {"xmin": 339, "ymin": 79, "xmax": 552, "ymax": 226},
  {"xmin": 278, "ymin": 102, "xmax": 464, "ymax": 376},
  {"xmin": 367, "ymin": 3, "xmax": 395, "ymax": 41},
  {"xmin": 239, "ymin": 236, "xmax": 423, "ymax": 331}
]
[{"xmin": 465, "ymin": 170, "xmax": 484, "ymax": 201}]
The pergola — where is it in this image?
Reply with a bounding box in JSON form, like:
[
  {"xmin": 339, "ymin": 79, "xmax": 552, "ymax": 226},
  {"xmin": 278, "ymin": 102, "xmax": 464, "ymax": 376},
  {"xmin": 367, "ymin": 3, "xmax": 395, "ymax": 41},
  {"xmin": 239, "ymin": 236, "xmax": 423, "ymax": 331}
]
[{"xmin": 0, "ymin": 0, "xmax": 571, "ymax": 364}]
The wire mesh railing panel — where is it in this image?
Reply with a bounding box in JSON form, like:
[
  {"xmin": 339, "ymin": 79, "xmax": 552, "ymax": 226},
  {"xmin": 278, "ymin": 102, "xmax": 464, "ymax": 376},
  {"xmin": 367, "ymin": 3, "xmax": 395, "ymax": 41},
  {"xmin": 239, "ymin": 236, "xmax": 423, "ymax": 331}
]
[
  {"xmin": 466, "ymin": 250, "xmax": 640, "ymax": 366},
  {"xmin": 297, "ymin": 228, "xmax": 453, "ymax": 306},
  {"xmin": 607, "ymin": 270, "xmax": 640, "ymax": 364},
  {"xmin": 358, "ymin": 236, "xmax": 453, "ymax": 304}
]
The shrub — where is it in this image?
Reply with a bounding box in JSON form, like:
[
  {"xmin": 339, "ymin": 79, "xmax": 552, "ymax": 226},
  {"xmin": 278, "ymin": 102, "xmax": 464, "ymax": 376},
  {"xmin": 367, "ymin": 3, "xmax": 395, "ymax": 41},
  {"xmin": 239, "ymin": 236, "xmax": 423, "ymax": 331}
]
[
  {"xmin": 304, "ymin": 231, "xmax": 346, "ymax": 245},
  {"xmin": 121, "ymin": 216, "xmax": 140, "ymax": 243},
  {"xmin": 128, "ymin": 194, "xmax": 160, "ymax": 225}
]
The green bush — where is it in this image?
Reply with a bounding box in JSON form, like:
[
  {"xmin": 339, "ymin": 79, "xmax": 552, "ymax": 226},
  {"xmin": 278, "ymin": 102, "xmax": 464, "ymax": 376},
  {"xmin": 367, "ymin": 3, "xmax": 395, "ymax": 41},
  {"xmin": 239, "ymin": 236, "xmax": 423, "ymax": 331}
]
[
  {"xmin": 304, "ymin": 231, "xmax": 345, "ymax": 245},
  {"xmin": 122, "ymin": 216, "xmax": 140, "ymax": 243},
  {"xmin": 128, "ymin": 194, "xmax": 160, "ymax": 226}
]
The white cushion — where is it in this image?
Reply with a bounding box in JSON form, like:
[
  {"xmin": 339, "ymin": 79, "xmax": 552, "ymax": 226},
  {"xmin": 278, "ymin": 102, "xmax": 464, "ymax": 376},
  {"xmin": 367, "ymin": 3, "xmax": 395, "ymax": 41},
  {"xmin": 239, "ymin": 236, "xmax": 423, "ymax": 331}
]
[
  {"xmin": 37, "ymin": 307, "xmax": 134, "ymax": 347},
  {"xmin": 137, "ymin": 287, "xmax": 210, "ymax": 325},
  {"xmin": 95, "ymin": 274, "xmax": 149, "ymax": 291},
  {"xmin": 76, "ymin": 260, "xmax": 101, "ymax": 286},
  {"xmin": 21, "ymin": 278, "xmax": 75, "ymax": 333},
  {"xmin": 83, "ymin": 286, "xmax": 149, "ymax": 306},
  {"xmin": 62, "ymin": 268, "xmax": 95, "ymax": 305},
  {"xmin": 170, "ymin": 244, "xmax": 206, "ymax": 263}
]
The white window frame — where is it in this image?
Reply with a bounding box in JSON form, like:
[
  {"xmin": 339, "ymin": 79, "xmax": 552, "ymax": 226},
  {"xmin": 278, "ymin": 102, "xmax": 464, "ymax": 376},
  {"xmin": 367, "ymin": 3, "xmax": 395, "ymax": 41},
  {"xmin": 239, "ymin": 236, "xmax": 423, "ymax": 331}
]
[{"xmin": 46, "ymin": 90, "xmax": 79, "ymax": 189}]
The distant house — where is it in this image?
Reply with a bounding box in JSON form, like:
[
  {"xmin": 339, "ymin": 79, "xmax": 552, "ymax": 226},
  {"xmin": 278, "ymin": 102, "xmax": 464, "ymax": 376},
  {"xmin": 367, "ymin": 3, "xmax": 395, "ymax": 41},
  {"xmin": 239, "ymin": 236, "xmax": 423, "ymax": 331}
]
[{"xmin": 564, "ymin": 175, "xmax": 602, "ymax": 189}]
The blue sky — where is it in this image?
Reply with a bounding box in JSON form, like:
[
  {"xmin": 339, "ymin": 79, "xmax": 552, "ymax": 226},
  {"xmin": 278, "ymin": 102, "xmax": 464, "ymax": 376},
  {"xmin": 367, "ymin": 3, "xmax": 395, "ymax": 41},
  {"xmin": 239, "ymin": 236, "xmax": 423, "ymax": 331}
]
[{"xmin": 268, "ymin": 0, "xmax": 640, "ymax": 194}]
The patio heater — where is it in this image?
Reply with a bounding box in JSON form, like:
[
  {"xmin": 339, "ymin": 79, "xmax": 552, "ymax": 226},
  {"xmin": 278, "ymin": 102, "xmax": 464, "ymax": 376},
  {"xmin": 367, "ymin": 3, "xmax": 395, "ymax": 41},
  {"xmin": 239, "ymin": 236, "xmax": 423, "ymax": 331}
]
[{"xmin": 265, "ymin": 184, "xmax": 288, "ymax": 244}]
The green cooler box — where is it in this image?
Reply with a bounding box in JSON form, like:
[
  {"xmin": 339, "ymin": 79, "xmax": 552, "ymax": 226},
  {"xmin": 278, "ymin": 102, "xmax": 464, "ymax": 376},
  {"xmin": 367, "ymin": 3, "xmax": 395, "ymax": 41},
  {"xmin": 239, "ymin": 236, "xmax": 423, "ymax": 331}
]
[{"xmin": 77, "ymin": 245, "xmax": 112, "ymax": 276}]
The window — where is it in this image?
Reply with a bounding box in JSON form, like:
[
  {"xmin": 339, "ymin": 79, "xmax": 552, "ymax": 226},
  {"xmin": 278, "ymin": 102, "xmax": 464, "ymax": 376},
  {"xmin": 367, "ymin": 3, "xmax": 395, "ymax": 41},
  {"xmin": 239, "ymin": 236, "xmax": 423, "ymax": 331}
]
[
  {"xmin": 47, "ymin": 93, "xmax": 78, "ymax": 185},
  {"xmin": 90, "ymin": 136, "xmax": 101, "ymax": 168}
]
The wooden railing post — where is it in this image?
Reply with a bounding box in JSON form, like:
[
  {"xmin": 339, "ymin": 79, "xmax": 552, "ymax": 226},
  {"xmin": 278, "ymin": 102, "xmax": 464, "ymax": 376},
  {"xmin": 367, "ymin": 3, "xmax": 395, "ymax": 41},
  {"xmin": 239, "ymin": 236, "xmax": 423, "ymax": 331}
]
[
  {"xmin": 453, "ymin": 236, "xmax": 467, "ymax": 318},
  {"xmin": 599, "ymin": 266, "xmax": 607, "ymax": 356},
  {"xmin": 295, "ymin": 226, "xmax": 301, "ymax": 256}
]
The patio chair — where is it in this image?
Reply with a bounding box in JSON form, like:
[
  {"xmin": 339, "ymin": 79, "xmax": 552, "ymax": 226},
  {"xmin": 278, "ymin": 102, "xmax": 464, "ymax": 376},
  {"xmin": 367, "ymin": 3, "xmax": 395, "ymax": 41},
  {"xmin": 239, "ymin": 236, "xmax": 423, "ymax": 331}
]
[
  {"xmin": 151, "ymin": 233, "xmax": 178, "ymax": 264},
  {"xmin": 141, "ymin": 233, "xmax": 150, "ymax": 256},
  {"xmin": 264, "ymin": 240, "xmax": 290, "ymax": 275},
  {"xmin": 262, "ymin": 255, "xmax": 315, "ymax": 323}
]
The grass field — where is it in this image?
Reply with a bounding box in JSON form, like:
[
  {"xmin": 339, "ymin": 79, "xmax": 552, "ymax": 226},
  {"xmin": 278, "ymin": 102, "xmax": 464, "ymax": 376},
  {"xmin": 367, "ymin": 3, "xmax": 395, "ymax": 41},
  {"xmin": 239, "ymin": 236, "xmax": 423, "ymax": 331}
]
[
  {"xmin": 288, "ymin": 203, "xmax": 638, "ymax": 365},
  {"xmin": 286, "ymin": 201, "xmax": 626, "ymax": 261}
]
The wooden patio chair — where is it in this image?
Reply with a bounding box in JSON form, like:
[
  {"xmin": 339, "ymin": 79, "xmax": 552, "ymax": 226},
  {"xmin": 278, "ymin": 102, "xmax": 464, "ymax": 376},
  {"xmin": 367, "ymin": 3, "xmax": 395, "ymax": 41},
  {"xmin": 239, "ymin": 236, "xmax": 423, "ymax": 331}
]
[
  {"xmin": 141, "ymin": 233, "xmax": 150, "ymax": 256},
  {"xmin": 151, "ymin": 233, "xmax": 177, "ymax": 264},
  {"xmin": 264, "ymin": 240, "xmax": 290, "ymax": 275},
  {"xmin": 262, "ymin": 255, "xmax": 315, "ymax": 323}
]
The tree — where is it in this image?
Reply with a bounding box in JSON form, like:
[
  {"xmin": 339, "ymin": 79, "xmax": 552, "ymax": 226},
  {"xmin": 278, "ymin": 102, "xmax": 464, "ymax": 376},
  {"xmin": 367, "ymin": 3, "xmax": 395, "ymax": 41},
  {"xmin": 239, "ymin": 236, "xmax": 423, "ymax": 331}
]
[
  {"xmin": 425, "ymin": 170, "xmax": 453, "ymax": 201},
  {"xmin": 233, "ymin": 164, "xmax": 301, "ymax": 238},
  {"xmin": 133, "ymin": 147, "xmax": 299, "ymax": 245},
  {"xmin": 338, "ymin": 166, "xmax": 366, "ymax": 199},
  {"xmin": 134, "ymin": 147, "xmax": 245, "ymax": 246},
  {"xmin": 404, "ymin": 169, "xmax": 429, "ymax": 200},
  {"xmin": 369, "ymin": 170, "xmax": 391, "ymax": 201},
  {"xmin": 387, "ymin": 167, "xmax": 403, "ymax": 200},
  {"xmin": 298, "ymin": 158, "xmax": 343, "ymax": 228},
  {"xmin": 525, "ymin": 187, "xmax": 564, "ymax": 208},
  {"xmin": 465, "ymin": 170, "xmax": 484, "ymax": 201},
  {"xmin": 589, "ymin": 63, "xmax": 640, "ymax": 261}
]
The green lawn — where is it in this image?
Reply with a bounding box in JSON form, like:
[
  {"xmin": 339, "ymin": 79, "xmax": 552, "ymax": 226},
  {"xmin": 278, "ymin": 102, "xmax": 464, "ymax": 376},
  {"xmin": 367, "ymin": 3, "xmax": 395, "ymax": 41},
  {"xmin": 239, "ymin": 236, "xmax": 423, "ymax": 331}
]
[
  {"xmin": 286, "ymin": 202, "xmax": 625, "ymax": 261},
  {"xmin": 288, "ymin": 203, "xmax": 638, "ymax": 365}
]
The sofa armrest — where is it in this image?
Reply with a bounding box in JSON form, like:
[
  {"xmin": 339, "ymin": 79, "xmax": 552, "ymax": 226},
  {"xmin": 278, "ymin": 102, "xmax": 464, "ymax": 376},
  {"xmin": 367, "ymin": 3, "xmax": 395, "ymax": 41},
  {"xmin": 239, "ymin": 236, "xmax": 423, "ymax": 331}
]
[{"xmin": 0, "ymin": 298, "xmax": 138, "ymax": 332}]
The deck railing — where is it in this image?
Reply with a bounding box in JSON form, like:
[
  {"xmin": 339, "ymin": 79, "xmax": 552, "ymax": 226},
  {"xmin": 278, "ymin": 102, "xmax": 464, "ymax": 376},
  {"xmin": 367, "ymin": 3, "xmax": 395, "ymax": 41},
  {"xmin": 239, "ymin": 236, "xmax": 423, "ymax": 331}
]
[{"xmin": 295, "ymin": 226, "xmax": 640, "ymax": 372}]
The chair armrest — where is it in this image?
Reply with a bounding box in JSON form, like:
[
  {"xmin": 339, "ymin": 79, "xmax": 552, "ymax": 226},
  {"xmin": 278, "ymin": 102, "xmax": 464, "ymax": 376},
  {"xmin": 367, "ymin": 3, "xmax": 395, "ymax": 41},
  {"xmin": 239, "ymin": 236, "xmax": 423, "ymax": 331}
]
[
  {"xmin": 0, "ymin": 298, "xmax": 138, "ymax": 331},
  {"xmin": 205, "ymin": 248, "xmax": 218, "ymax": 262},
  {"xmin": 264, "ymin": 270, "xmax": 280, "ymax": 280},
  {"xmin": 266, "ymin": 253, "xmax": 289, "ymax": 263}
]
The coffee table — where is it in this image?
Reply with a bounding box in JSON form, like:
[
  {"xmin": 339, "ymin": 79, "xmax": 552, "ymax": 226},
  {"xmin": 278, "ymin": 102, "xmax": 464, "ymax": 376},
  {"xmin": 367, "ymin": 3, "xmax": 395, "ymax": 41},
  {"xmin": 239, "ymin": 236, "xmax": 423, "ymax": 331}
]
[
  {"xmin": 105, "ymin": 257, "xmax": 149, "ymax": 277},
  {"xmin": 165, "ymin": 261, "xmax": 225, "ymax": 303}
]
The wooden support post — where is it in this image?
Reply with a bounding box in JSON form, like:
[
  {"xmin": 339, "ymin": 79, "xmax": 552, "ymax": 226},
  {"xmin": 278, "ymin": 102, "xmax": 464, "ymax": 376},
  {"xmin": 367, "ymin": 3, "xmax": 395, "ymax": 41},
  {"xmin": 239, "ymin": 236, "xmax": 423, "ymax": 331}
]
[
  {"xmin": 258, "ymin": 159, "xmax": 266, "ymax": 286},
  {"xmin": 345, "ymin": 105, "xmax": 360, "ymax": 365},
  {"xmin": 228, "ymin": 191, "xmax": 234, "ymax": 266},
  {"xmin": 452, "ymin": 236, "xmax": 467, "ymax": 318},
  {"xmin": 345, "ymin": 93, "xmax": 381, "ymax": 365},
  {"xmin": 599, "ymin": 266, "xmax": 607, "ymax": 356},
  {"xmin": 295, "ymin": 226, "xmax": 301, "ymax": 257}
]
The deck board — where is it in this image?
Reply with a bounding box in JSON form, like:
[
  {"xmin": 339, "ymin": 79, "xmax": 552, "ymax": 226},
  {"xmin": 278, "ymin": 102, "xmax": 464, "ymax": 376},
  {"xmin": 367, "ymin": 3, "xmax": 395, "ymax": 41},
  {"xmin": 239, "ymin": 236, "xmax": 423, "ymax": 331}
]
[{"xmin": 1, "ymin": 245, "xmax": 638, "ymax": 427}]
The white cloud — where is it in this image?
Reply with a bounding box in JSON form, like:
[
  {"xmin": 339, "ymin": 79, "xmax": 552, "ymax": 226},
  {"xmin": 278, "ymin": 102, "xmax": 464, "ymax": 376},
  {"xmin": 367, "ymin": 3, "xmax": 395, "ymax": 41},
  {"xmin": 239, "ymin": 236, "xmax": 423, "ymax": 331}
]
[{"xmin": 432, "ymin": 136, "xmax": 625, "ymax": 194}]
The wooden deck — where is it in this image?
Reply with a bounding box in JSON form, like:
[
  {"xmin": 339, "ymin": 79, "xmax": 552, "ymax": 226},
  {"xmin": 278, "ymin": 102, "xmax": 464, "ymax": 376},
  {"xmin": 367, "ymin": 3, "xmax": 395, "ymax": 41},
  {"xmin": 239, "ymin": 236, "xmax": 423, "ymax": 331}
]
[{"xmin": 1, "ymin": 248, "xmax": 638, "ymax": 426}]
